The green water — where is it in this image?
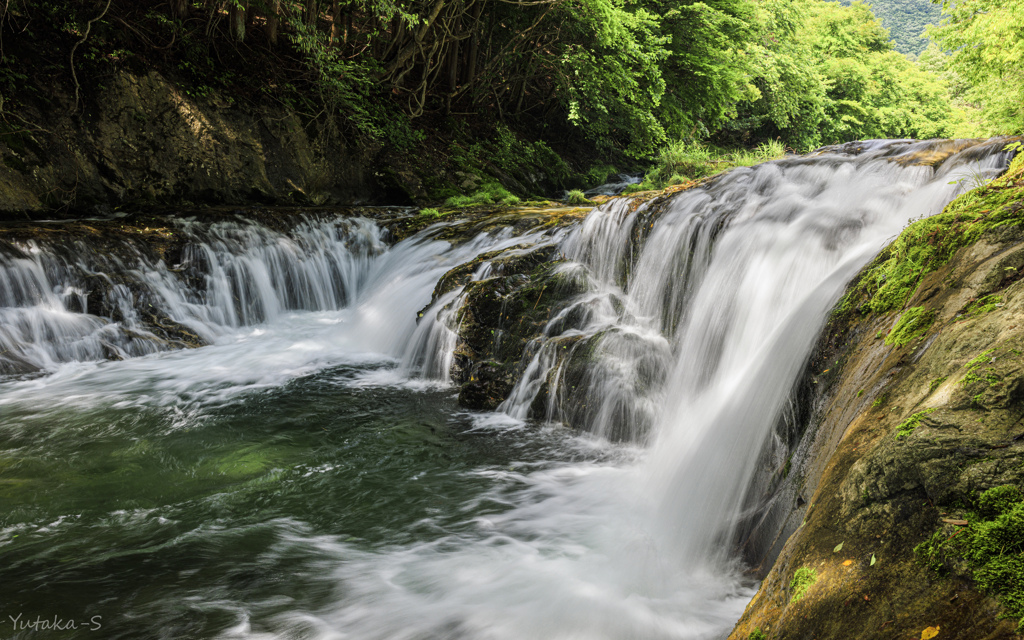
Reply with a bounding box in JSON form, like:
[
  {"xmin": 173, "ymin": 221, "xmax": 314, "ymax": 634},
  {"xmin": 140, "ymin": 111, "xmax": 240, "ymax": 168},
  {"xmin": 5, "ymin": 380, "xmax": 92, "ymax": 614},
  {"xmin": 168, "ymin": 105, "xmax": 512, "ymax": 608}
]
[{"xmin": 0, "ymin": 355, "xmax": 617, "ymax": 639}]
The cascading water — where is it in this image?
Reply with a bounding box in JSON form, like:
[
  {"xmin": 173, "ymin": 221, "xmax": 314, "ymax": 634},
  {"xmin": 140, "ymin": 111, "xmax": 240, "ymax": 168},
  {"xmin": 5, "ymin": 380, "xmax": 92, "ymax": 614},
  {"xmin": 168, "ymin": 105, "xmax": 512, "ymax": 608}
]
[{"xmin": 0, "ymin": 139, "xmax": 1015, "ymax": 639}]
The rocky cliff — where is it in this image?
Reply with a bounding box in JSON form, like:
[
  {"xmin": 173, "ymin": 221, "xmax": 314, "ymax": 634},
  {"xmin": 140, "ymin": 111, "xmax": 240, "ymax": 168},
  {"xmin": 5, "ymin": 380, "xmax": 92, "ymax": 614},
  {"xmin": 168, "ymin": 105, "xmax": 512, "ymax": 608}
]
[
  {"xmin": 729, "ymin": 152, "xmax": 1024, "ymax": 639},
  {"xmin": 0, "ymin": 69, "xmax": 417, "ymax": 216}
]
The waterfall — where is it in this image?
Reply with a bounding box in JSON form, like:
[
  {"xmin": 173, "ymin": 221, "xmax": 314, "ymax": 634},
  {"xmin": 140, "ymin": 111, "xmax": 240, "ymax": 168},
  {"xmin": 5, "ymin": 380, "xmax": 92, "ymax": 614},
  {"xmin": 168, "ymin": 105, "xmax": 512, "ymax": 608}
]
[
  {"xmin": 497, "ymin": 137, "xmax": 1015, "ymax": 563},
  {"xmin": 0, "ymin": 138, "xmax": 1016, "ymax": 640}
]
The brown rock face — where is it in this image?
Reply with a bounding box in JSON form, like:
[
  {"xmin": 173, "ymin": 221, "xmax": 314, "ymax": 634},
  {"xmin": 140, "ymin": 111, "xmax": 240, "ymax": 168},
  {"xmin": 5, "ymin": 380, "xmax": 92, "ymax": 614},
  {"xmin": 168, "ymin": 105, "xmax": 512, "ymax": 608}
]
[{"xmin": 0, "ymin": 70, "xmax": 398, "ymax": 216}]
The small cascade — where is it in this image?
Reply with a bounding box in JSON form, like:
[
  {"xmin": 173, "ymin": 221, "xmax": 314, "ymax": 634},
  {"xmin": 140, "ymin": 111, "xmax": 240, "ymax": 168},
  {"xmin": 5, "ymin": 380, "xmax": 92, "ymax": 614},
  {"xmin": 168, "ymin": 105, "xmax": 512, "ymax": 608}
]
[{"xmin": 0, "ymin": 212, "xmax": 571, "ymax": 377}]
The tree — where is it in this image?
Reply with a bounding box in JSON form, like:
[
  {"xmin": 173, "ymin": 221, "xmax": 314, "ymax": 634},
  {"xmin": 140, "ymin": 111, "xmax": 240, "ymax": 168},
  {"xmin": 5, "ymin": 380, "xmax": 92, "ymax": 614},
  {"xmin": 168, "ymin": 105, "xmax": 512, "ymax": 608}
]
[{"xmin": 929, "ymin": 0, "xmax": 1024, "ymax": 135}]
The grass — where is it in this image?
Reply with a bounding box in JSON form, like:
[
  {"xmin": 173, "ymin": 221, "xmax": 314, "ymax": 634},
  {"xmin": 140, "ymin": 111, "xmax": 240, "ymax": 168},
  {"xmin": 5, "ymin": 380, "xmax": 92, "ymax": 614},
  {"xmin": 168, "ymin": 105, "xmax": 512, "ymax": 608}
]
[
  {"xmin": 963, "ymin": 294, "xmax": 1004, "ymax": 318},
  {"xmin": 625, "ymin": 139, "xmax": 788, "ymax": 193},
  {"xmin": 790, "ymin": 566, "xmax": 818, "ymax": 602},
  {"xmin": 566, "ymin": 189, "xmax": 592, "ymax": 206},
  {"xmin": 915, "ymin": 485, "xmax": 1024, "ymax": 629},
  {"xmin": 444, "ymin": 182, "xmax": 521, "ymax": 208}
]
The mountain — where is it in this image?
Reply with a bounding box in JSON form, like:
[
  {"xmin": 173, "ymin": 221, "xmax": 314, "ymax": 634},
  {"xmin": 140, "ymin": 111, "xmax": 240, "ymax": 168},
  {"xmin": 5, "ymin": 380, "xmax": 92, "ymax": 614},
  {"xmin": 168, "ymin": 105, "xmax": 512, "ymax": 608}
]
[{"xmin": 843, "ymin": 0, "xmax": 943, "ymax": 56}]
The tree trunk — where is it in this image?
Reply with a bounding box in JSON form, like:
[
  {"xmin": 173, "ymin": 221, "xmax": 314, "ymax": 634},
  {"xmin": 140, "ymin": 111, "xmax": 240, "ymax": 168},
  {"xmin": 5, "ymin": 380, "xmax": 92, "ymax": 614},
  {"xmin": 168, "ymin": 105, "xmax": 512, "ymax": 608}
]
[
  {"xmin": 330, "ymin": 1, "xmax": 342, "ymax": 45},
  {"xmin": 463, "ymin": 0, "xmax": 483, "ymax": 85},
  {"xmin": 170, "ymin": 0, "xmax": 189, "ymax": 21},
  {"xmin": 447, "ymin": 41, "xmax": 459, "ymax": 92},
  {"xmin": 305, "ymin": 0, "xmax": 318, "ymax": 26},
  {"xmin": 229, "ymin": 1, "xmax": 246, "ymax": 42},
  {"xmin": 266, "ymin": 0, "xmax": 281, "ymax": 45}
]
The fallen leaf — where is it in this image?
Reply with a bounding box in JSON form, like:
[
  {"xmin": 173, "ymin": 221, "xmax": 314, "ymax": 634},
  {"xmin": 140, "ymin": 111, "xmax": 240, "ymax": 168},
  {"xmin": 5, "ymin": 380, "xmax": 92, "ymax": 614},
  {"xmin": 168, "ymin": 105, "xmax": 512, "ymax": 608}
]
[
  {"xmin": 870, "ymin": 554, "xmax": 877, "ymax": 566},
  {"xmin": 863, "ymin": 594, "xmax": 871, "ymax": 602},
  {"xmin": 843, "ymin": 560, "xmax": 853, "ymax": 566},
  {"xmin": 941, "ymin": 519, "xmax": 969, "ymax": 526},
  {"xmin": 921, "ymin": 626, "xmax": 940, "ymax": 640},
  {"xmin": 834, "ymin": 542, "xmax": 844, "ymax": 553}
]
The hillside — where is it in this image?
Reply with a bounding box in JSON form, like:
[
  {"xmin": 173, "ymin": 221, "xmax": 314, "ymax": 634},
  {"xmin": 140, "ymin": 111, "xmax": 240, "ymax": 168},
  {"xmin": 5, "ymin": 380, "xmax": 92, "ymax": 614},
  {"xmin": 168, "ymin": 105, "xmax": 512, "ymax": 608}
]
[{"xmin": 843, "ymin": 0, "xmax": 943, "ymax": 55}]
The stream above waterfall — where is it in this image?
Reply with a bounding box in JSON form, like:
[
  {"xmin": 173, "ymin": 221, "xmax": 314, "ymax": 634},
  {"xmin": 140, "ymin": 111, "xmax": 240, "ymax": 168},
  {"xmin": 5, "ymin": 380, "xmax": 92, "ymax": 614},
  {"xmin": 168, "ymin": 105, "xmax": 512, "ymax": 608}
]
[{"xmin": 0, "ymin": 139, "xmax": 1015, "ymax": 639}]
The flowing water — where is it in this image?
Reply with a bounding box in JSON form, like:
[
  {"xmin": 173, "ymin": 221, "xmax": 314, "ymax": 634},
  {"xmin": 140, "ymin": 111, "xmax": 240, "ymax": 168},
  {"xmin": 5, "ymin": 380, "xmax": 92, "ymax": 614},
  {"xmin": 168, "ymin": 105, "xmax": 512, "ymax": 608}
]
[{"xmin": 0, "ymin": 140, "xmax": 1014, "ymax": 639}]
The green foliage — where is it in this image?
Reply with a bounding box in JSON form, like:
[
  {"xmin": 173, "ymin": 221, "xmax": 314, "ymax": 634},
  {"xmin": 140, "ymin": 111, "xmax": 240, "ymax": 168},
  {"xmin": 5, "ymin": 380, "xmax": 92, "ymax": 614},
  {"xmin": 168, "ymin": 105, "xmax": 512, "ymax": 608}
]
[
  {"xmin": 917, "ymin": 486, "xmax": 1024, "ymax": 629},
  {"xmin": 929, "ymin": 0, "xmax": 1024, "ymax": 135},
  {"xmin": 840, "ymin": 0, "xmax": 942, "ymax": 56},
  {"xmin": 894, "ymin": 408, "xmax": 936, "ymax": 439},
  {"xmin": 419, "ymin": 208, "xmax": 442, "ymax": 218},
  {"xmin": 640, "ymin": 140, "xmax": 787, "ymax": 191},
  {"xmin": 646, "ymin": 141, "xmax": 715, "ymax": 186},
  {"xmin": 728, "ymin": 0, "xmax": 955, "ymax": 148},
  {"xmin": 885, "ymin": 306, "xmax": 935, "ymax": 347},
  {"xmin": 288, "ymin": 20, "xmax": 382, "ymax": 139},
  {"xmin": 566, "ymin": 190, "xmax": 592, "ymax": 206},
  {"xmin": 749, "ymin": 628, "xmax": 768, "ymax": 640},
  {"xmin": 790, "ymin": 566, "xmax": 817, "ymax": 602},
  {"xmin": 445, "ymin": 183, "xmax": 521, "ymax": 208}
]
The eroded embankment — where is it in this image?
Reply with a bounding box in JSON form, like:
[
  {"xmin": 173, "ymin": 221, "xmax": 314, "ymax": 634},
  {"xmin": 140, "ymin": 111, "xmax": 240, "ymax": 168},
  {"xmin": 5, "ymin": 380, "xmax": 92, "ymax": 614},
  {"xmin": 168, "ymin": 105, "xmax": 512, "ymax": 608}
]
[{"xmin": 730, "ymin": 152, "xmax": 1024, "ymax": 639}]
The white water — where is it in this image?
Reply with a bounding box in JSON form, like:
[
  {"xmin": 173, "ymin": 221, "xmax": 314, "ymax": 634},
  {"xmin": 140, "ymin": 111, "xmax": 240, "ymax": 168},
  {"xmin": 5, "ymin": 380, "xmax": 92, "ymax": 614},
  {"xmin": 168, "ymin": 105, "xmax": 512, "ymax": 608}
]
[{"xmin": 0, "ymin": 139, "xmax": 1014, "ymax": 639}]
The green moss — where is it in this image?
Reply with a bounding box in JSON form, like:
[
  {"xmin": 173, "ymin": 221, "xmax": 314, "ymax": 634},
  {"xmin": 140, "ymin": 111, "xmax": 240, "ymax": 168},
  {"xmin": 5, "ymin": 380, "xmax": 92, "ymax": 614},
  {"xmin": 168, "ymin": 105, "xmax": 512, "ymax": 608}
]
[
  {"xmin": 963, "ymin": 294, "xmax": 1004, "ymax": 318},
  {"xmin": 960, "ymin": 349, "xmax": 998, "ymax": 387},
  {"xmin": 844, "ymin": 154, "xmax": 1024, "ymax": 315},
  {"xmin": 978, "ymin": 485, "xmax": 1024, "ymax": 518},
  {"xmin": 790, "ymin": 566, "xmax": 818, "ymax": 602},
  {"xmin": 894, "ymin": 408, "xmax": 937, "ymax": 439},
  {"xmin": 916, "ymin": 485, "xmax": 1024, "ymax": 629},
  {"xmin": 885, "ymin": 306, "xmax": 935, "ymax": 347},
  {"xmin": 419, "ymin": 207, "xmax": 443, "ymax": 218},
  {"xmin": 928, "ymin": 377, "xmax": 947, "ymax": 393},
  {"xmin": 749, "ymin": 628, "xmax": 768, "ymax": 640}
]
